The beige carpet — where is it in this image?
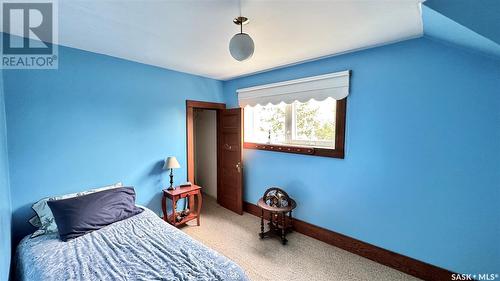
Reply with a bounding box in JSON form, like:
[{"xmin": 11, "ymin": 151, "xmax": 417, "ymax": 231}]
[{"xmin": 181, "ymin": 196, "xmax": 421, "ymax": 281}]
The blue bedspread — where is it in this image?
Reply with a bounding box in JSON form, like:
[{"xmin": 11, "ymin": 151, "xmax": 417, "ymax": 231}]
[{"xmin": 16, "ymin": 208, "xmax": 248, "ymax": 281}]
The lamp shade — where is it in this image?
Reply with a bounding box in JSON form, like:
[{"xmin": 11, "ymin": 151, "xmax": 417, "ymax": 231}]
[
  {"xmin": 229, "ymin": 33, "xmax": 254, "ymax": 61},
  {"xmin": 163, "ymin": 157, "xmax": 180, "ymax": 170}
]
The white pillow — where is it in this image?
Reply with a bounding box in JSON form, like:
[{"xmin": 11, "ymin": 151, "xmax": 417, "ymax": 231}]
[{"xmin": 29, "ymin": 182, "xmax": 123, "ymax": 238}]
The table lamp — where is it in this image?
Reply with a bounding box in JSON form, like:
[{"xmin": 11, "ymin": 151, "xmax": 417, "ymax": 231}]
[{"xmin": 163, "ymin": 157, "xmax": 180, "ymax": 190}]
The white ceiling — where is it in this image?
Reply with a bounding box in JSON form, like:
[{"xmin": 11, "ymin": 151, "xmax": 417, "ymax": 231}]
[{"xmin": 5, "ymin": 0, "xmax": 424, "ymax": 80}]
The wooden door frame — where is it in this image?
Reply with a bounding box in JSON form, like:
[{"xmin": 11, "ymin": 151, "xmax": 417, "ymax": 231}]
[{"xmin": 186, "ymin": 100, "xmax": 226, "ymax": 186}]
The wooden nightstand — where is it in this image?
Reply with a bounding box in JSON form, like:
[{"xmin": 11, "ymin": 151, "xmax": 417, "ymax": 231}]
[{"xmin": 162, "ymin": 185, "xmax": 202, "ymax": 227}]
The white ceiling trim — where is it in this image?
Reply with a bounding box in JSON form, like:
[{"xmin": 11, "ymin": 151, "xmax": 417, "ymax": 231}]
[{"xmin": 227, "ymin": 33, "xmax": 423, "ymax": 81}]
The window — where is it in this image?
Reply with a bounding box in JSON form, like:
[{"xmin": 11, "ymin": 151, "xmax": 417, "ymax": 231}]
[
  {"xmin": 238, "ymin": 71, "xmax": 349, "ymax": 158},
  {"xmin": 244, "ymin": 98, "xmax": 346, "ymax": 158}
]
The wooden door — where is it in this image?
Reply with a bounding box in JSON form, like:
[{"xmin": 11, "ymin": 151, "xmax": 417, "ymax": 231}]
[{"xmin": 217, "ymin": 108, "xmax": 243, "ymax": 215}]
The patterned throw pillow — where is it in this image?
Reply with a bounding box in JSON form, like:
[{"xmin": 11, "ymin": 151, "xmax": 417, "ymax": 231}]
[{"xmin": 29, "ymin": 182, "xmax": 123, "ymax": 238}]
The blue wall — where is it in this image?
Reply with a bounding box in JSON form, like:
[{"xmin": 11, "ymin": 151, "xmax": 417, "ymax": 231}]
[
  {"xmin": 424, "ymin": 0, "xmax": 500, "ymax": 44},
  {"xmin": 0, "ymin": 70, "xmax": 12, "ymax": 281},
  {"xmin": 3, "ymin": 35, "xmax": 499, "ymax": 276},
  {"xmin": 223, "ymin": 37, "xmax": 500, "ymax": 274},
  {"xmin": 4, "ymin": 45, "xmax": 224, "ymax": 246},
  {"xmin": 422, "ymin": 6, "xmax": 500, "ymax": 59}
]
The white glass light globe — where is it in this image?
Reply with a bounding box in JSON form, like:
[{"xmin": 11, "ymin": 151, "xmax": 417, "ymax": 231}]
[{"xmin": 229, "ymin": 33, "xmax": 255, "ymax": 61}]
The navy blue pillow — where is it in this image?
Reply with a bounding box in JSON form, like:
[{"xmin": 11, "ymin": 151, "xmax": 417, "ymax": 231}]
[{"xmin": 47, "ymin": 187, "xmax": 143, "ymax": 241}]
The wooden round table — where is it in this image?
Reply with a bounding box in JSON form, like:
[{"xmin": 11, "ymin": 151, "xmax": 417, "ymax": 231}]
[{"xmin": 257, "ymin": 198, "xmax": 297, "ymax": 245}]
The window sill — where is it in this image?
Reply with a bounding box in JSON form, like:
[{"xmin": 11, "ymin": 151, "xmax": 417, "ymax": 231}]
[{"xmin": 243, "ymin": 142, "xmax": 344, "ymax": 159}]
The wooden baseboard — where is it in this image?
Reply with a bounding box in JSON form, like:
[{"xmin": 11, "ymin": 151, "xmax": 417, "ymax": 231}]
[{"xmin": 243, "ymin": 201, "xmax": 455, "ymax": 281}]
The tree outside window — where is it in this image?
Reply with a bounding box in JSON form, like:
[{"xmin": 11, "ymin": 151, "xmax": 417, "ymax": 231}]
[{"xmin": 244, "ymin": 98, "xmax": 336, "ymax": 148}]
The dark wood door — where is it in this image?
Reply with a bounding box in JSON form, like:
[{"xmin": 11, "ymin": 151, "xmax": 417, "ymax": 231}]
[{"xmin": 217, "ymin": 108, "xmax": 243, "ymax": 215}]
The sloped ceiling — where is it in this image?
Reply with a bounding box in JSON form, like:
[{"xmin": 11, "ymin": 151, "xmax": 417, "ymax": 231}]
[
  {"xmin": 2, "ymin": 0, "xmax": 497, "ymax": 79},
  {"xmin": 0, "ymin": 0, "xmax": 424, "ymax": 80},
  {"xmin": 424, "ymin": 0, "xmax": 500, "ymax": 44},
  {"xmin": 422, "ymin": 6, "xmax": 500, "ymax": 59}
]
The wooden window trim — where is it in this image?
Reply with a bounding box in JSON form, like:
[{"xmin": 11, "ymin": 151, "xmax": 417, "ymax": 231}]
[{"xmin": 243, "ymin": 99, "xmax": 346, "ymax": 159}]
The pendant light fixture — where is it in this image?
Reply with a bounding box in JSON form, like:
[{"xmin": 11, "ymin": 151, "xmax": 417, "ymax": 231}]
[{"xmin": 229, "ymin": 1, "xmax": 254, "ymax": 61}]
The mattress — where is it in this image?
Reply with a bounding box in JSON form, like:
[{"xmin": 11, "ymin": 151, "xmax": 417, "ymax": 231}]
[{"xmin": 16, "ymin": 207, "xmax": 248, "ymax": 281}]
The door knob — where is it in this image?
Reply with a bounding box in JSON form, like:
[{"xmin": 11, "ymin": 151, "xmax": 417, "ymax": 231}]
[{"xmin": 236, "ymin": 162, "xmax": 242, "ymax": 173}]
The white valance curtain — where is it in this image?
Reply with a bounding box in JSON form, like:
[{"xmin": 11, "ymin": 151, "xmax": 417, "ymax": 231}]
[{"xmin": 237, "ymin": 70, "xmax": 350, "ymax": 107}]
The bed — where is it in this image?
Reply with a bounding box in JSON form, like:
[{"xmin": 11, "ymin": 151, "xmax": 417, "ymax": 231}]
[{"xmin": 16, "ymin": 207, "xmax": 248, "ymax": 281}]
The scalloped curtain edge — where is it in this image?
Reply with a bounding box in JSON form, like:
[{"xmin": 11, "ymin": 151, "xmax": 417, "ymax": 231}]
[
  {"xmin": 241, "ymin": 96, "xmax": 346, "ymax": 107},
  {"xmin": 237, "ymin": 71, "xmax": 350, "ymax": 107}
]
